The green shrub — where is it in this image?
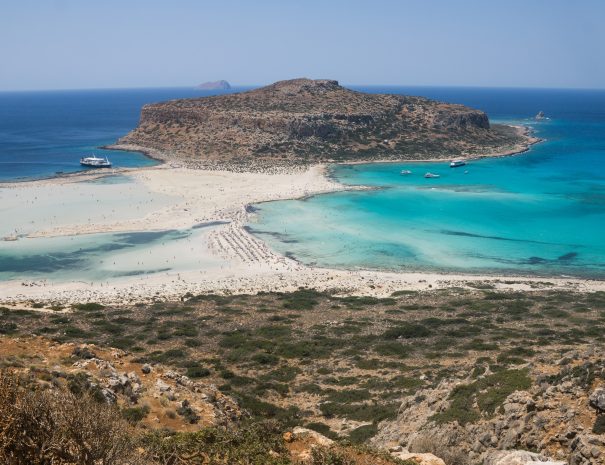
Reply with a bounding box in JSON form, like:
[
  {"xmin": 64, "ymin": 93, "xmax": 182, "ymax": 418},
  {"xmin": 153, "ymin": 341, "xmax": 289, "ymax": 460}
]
[
  {"xmin": 141, "ymin": 421, "xmax": 290, "ymax": 464},
  {"xmin": 326, "ymin": 389, "xmax": 371, "ymax": 403},
  {"xmin": 186, "ymin": 365, "xmax": 211, "ymax": 378},
  {"xmin": 280, "ymin": 288, "xmax": 325, "ymax": 310},
  {"xmin": 252, "ymin": 353, "xmax": 280, "ymax": 366},
  {"xmin": 305, "ymin": 422, "xmax": 339, "ymax": 440},
  {"xmin": 262, "ymin": 365, "xmax": 301, "ymax": 383},
  {"xmin": 374, "ymin": 342, "xmax": 410, "ymax": 358},
  {"xmin": 348, "ymin": 423, "xmax": 378, "ymax": 443},
  {"xmin": 121, "ymin": 405, "xmax": 150, "ymax": 424},
  {"xmin": 72, "ymin": 302, "xmax": 105, "ymax": 311},
  {"xmin": 383, "ymin": 323, "xmax": 431, "ymax": 339}
]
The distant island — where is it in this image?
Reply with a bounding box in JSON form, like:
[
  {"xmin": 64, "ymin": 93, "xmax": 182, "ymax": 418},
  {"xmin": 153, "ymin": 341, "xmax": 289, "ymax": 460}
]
[
  {"xmin": 196, "ymin": 80, "xmax": 231, "ymax": 90},
  {"xmin": 112, "ymin": 78, "xmax": 537, "ymax": 169}
]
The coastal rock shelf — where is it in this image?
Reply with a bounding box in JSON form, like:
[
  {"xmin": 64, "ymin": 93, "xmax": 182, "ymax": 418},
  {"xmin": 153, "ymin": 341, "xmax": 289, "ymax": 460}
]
[{"xmin": 112, "ymin": 78, "xmax": 531, "ymax": 168}]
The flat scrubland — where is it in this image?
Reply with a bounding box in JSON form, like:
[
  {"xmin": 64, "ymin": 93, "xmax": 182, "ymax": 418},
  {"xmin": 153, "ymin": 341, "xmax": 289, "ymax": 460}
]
[{"xmin": 1, "ymin": 288, "xmax": 604, "ymax": 464}]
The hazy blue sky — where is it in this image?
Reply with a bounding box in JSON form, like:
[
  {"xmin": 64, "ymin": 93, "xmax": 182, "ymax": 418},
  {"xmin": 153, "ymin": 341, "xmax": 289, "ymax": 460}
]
[{"xmin": 1, "ymin": 0, "xmax": 604, "ymax": 90}]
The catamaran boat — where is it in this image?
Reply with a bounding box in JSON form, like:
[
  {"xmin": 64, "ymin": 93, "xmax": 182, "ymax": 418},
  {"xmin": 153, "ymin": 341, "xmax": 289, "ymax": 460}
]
[
  {"xmin": 450, "ymin": 159, "xmax": 466, "ymax": 168},
  {"xmin": 424, "ymin": 172, "xmax": 440, "ymax": 178},
  {"xmin": 80, "ymin": 156, "xmax": 112, "ymax": 168},
  {"xmin": 400, "ymin": 169, "xmax": 412, "ymax": 175}
]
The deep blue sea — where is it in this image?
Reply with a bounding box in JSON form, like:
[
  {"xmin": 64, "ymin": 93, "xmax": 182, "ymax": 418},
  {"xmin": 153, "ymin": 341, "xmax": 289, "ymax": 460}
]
[
  {"xmin": 0, "ymin": 87, "xmax": 241, "ymax": 181},
  {"xmin": 251, "ymin": 87, "xmax": 605, "ymax": 279},
  {"xmin": 1, "ymin": 86, "xmax": 604, "ymax": 279}
]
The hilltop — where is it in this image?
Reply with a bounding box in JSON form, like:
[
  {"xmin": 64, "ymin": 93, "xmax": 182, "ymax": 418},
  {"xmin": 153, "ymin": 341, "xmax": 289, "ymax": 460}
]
[{"xmin": 111, "ymin": 78, "xmax": 536, "ymax": 169}]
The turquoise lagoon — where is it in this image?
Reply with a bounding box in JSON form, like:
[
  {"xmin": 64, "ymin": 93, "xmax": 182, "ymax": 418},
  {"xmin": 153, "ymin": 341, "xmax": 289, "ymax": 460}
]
[
  {"xmin": 1, "ymin": 86, "xmax": 604, "ymax": 281},
  {"xmin": 250, "ymin": 88, "xmax": 605, "ymax": 279}
]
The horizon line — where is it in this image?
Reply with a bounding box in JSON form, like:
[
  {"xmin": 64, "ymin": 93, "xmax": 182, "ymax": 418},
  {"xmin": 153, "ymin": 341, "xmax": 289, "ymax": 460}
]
[{"xmin": 1, "ymin": 83, "xmax": 605, "ymax": 93}]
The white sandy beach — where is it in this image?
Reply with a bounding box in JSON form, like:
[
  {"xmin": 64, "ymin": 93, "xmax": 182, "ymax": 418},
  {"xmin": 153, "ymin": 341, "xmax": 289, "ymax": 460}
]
[{"xmin": 1, "ymin": 163, "xmax": 603, "ymax": 307}]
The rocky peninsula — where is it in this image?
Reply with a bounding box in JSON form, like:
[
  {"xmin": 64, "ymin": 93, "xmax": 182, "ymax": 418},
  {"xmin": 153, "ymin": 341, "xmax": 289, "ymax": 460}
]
[{"xmin": 110, "ymin": 78, "xmax": 536, "ymax": 169}]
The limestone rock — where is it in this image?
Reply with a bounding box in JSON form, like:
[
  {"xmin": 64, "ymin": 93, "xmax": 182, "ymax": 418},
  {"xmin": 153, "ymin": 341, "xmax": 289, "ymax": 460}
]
[
  {"xmin": 483, "ymin": 450, "xmax": 566, "ymax": 465},
  {"xmin": 570, "ymin": 434, "xmax": 604, "ymax": 465},
  {"xmin": 155, "ymin": 379, "xmax": 171, "ymax": 393},
  {"xmin": 589, "ymin": 388, "xmax": 605, "ymax": 412},
  {"xmin": 100, "ymin": 388, "xmax": 117, "ymax": 404},
  {"xmin": 391, "ymin": 450, "xmax": 446, "ymax": 465}
]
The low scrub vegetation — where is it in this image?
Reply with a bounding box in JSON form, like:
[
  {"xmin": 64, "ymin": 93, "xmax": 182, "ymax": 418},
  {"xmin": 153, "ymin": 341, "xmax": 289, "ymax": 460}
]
[{"xmin": 0, "ymin": 289, "xmax": 603, "ymax": 443}]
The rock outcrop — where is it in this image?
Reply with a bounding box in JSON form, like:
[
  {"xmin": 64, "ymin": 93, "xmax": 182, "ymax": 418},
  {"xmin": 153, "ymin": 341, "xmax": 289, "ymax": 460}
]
[
  {"xmin": 113, "ymin": 78, "xmax": 534, "ymax": 169},
  {"xmin": 484, "ymin": 450, "xmax": 565, "ymax": 465},
  {"xmin": 373, "ymin": 348, "xmax": 605, "ymax": 465},
  {"xmin": 391, "ymin": 449, "xmax": 447, "ymax": 465}
]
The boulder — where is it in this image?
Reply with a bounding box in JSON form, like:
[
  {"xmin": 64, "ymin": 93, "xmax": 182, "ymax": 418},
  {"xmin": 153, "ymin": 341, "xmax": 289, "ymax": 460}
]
[
  {"xmin": 589, "ymin": 388, "xmax": 605, "ymax": 412},
  {"xmin": 155, "ymin": 379, "xmax": 171, "ymax": 393},
  {"xmin": 100, "ymin": 388, "xmax": 117, "ymax": 404},
  {"xmin": 141, "ymin": 363, "xmax": 152, "ymax": 374},
  {"xmin": 483, "ymin": 450, "xmax": 566, "ymax": 465},
  {"xmin": 570, "ymin": 434, "xmax": 604, "ymax": 465},
  {"xmin": 391, "ymin": 450, "xmax": 446, "ymax": 465}
]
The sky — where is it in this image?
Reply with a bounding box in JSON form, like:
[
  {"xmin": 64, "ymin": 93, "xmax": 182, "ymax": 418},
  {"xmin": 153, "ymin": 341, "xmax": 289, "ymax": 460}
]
[{"xmin": 1, "ymin": 0, "xmax": 604, "ymax": 91}]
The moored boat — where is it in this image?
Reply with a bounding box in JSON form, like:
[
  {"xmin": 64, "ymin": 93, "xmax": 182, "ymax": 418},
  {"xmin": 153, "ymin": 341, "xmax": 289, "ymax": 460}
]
[
  {"xmin": 400, "ymin": 169, "xmax": 412, "ymax": 175},
  {"xmin": 424, "ymin": 172, "xmax": 440, "ymax": 178},
  {"xmin": 80, "ymin": 156, "xmax": 112, "ymax": 168},
  {"xmin": 450, "ymin": 159, "xmax": 466, "ymax": 168}
]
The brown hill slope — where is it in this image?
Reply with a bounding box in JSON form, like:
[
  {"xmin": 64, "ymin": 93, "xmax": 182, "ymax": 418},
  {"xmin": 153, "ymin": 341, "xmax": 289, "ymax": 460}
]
[{"xmin": 112, "ymin": 78, "xmax": 535, "ymax": 168}]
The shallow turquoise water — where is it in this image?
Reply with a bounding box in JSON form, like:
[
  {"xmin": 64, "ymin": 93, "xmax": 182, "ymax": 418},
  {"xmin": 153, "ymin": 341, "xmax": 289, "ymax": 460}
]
[
  {"xmin": 0, "ymin": 226, "xmax": 222, "ymax": 282},
  {"xmin": 250, "ymin": 89, "xmax": 605, "ymax": 279}
]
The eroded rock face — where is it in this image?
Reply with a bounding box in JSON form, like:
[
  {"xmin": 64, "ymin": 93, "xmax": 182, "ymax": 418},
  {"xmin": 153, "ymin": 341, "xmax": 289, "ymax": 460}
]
[
  {"xmin": 114, "ymin": 78, "xmax": 529, "ymax": 168},
  {"xmin": 373, "ymin": 349, "xmax": 605, "ymax": 465}
]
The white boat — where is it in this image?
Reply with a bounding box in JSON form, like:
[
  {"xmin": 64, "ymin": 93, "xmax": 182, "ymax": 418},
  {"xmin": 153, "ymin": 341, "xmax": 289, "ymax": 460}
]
[
  {"xmin": 400, "ymin": 169, "xmax": 412, "ymax": 175},
  {"xmin": 450, "ymin": 159, "xmax": 466, "ymax": 168},
  {"xmin": 424, "ymin": 172, "xmax": 440, "ymax": 178},
  {"xmin": 80, "ymin": 156, "xmax": 112, "ymax": 168}
]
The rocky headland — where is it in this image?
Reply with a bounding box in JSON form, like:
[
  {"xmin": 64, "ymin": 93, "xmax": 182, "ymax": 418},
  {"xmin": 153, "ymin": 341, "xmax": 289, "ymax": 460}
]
[{"xmin": 110, "ymin": 78, "xmax": 537, "ymax": 170}]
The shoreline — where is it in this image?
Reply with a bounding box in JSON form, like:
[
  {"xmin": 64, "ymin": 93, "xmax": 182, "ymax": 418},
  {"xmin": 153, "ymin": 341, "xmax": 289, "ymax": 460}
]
[
  {"xmin": 1, "ymin": 123, "xmax": 539, "ymax": 188},
  {"xmin": 3, "ymin": 124, "xmax": 597, "ymax": 307}
]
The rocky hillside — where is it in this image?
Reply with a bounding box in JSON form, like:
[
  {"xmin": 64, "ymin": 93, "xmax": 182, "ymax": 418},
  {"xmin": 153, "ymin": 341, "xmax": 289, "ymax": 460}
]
[
  {"xmin": 373, "ymin": 347, "xmax": 605, "ymax": 465},
  {"xmin": 111, "ymin": 78, "xmax": 535, "ymax": 169},
  {"xmin": 3, "ymin": 289, "xmax": 604, "ymax": 464}
]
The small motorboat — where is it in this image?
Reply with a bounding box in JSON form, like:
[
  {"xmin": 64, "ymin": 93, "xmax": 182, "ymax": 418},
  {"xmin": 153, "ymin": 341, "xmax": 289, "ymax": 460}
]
[
  {"xmin": 80, "ymin": 156, "xmax": 112, "ymax": 168},
  {"xmin": 424, "ymin": 172, "xmax": 440, "ymax": 178},
  {"xmin": 450, "ymin": 159, "xmax": 466, "ymax": 168},
  {"xmin": 400, "ymin": 169, "xmax": 412, "ymax": 175}
]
